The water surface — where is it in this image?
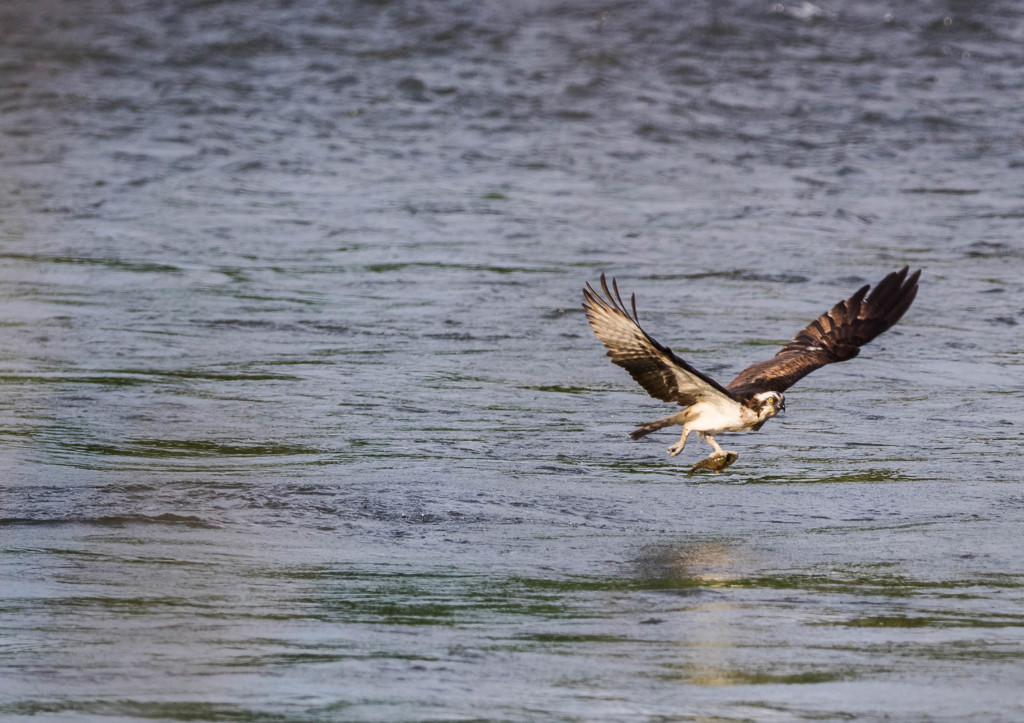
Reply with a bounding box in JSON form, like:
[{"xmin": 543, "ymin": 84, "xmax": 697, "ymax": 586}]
[{"xmin": 2, "ymin": 0, "xmax": 1023, "ymax": 720}]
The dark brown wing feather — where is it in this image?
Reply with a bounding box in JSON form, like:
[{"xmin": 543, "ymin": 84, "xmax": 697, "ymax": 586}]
[
  {"xmin": 583, "ymin": 274, "xmax": 737, "ymax": 407},
  {"xmin": 727, "ymin": 266, "xmax": 920, "ymax": 395}
]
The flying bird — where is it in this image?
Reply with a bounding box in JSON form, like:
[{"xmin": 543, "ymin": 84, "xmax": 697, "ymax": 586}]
[{"xmin": 582, "ymin": 267, "xmax": 920, "ymax": 472}]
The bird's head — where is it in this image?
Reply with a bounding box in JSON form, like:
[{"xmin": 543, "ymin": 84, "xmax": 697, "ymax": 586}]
[{"xmin": 752, "ymin": 391, "xmax": 786, "ymax": 420}]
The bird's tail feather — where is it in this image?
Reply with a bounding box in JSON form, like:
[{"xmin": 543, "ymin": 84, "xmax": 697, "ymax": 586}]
[{"xmin": 630, "ymin": 414, "xmax": 684, "ymax": 440}]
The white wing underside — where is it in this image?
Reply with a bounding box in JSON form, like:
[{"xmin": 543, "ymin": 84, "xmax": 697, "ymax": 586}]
[
  {"xmin": 665, "ymin": 366, "xmax": 737, "ymax": 407},
  {"xmin": 582, "ymin": 275, "xmax": 739, "ymax": 409}
]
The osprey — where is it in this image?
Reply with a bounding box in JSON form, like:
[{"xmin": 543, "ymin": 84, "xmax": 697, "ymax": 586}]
[{"xmin": 582, "ymin": 267, "xmax": 920, "ymax": 472}]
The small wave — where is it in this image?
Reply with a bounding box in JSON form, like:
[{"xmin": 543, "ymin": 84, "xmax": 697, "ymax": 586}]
[
  {"xmin": 965, "ymin": 241, "xmax": 1024, "ymax": 259},
  {"xmin": 902, "ymin": 187, "xmax": 980, "ymax": 195},
  {"xmin": 0, "ymin": 513, "xmax": 217, "ymax": 528},
  {"xmin": 648, "ymin": 270, "xmax": 809, "ymax": 284}
]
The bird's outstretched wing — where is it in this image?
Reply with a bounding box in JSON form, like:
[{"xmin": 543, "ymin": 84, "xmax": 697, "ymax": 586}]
[
  {"xmin": 583, "ymin": 274, "xmax": 737, "ymax": 407},
  {"xmin": 726, "ymin": 266, "xmax": 920, "ymax": 396}
]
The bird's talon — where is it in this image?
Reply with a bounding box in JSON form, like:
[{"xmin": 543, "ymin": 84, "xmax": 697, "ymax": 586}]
[{"xmin": 686, "ymin": 451, "xmax": 739, "ymax": 477}]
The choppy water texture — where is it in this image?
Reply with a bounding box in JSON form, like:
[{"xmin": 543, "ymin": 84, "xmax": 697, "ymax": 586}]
[{"xmin": 2, "ymin": 0, "xmax": 1023, "ymax": 720}]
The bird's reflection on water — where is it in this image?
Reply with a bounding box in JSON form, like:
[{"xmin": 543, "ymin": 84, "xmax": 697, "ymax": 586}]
[
  {"xmin": 633, "ymin": 540, "xmax": 747, "ymax": 586},
  {"xmin": 631, "ymin": 541, "xmax": 763, "ymax": 687}
]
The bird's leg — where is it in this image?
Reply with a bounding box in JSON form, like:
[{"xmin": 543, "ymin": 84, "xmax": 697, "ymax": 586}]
[
  {"xmin": 703, "ymin": 434, "xmax": 737, "ymax": 459},
  {"xmin": 667, "ymin": 427, "xmax": 691, "ymax": 456},
  {"xmin": 702, "ymin": 434, "xmax": 724, "ymax": 455}
]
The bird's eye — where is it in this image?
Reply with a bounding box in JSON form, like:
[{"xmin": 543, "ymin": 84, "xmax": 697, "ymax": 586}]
[{"xmin": 766, "ymin": 398, "xmax": 774, "ymax": 405}]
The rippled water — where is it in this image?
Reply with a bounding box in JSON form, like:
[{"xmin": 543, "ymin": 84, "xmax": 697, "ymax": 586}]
[{"xmin": 2, "ymin": 0, "xmax": 1023, "ymax": 720}]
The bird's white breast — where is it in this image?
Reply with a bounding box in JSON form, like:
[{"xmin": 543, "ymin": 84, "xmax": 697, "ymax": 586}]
[{"xmin": 686, "ymin": 399, "xmax": 759, "ymax": 434}]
